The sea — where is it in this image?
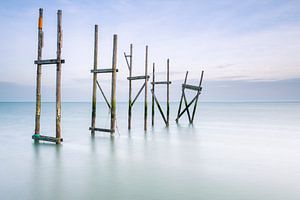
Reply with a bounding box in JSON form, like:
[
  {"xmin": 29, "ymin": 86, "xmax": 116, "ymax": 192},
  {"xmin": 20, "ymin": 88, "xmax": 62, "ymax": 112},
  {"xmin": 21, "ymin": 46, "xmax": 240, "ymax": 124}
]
[{"xmin": 0, "ymin": 102, "xmax": 299, "ymax": 200}]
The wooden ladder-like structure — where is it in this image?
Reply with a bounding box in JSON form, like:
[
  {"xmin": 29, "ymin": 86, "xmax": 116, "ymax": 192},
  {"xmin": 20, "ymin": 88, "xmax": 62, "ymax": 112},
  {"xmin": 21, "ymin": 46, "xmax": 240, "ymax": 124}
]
[
  {"xmin": 176, "ymin": 70, "xmax": 204, "ymax": 124},
  {"xmin": 32, "ymin": 8, "xmax": 65, "ymax": 144},
  {"xmin": 89, "ymin": 25, "xmax": 118, "ymax": 136},
  {"xmin": 151, "ymin": 59, "xmax": 171, "ymax": 126},
  {"xmin": 124, "ymin": 44, "xmax": 149, "ymax": 130}
]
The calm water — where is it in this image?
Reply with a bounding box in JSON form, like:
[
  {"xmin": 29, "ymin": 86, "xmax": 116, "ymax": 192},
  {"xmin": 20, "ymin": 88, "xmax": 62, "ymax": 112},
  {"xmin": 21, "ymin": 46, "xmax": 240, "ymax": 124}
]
[{"xmin": 0, "ymin": 102, "xmax": 299, "ymax": 200}]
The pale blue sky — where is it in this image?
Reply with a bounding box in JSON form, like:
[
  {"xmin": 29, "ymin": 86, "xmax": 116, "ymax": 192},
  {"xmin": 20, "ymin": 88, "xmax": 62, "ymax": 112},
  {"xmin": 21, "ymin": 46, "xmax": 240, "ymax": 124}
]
[{"xmin": 0, "ymin": 0, "xmax": 299, "ymax": 101}]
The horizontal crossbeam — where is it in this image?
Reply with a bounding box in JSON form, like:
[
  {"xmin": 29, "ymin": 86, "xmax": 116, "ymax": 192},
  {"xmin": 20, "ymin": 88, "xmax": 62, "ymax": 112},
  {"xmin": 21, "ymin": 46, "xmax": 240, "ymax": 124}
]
[
  {"xmin": 91, "ymin": 69, "xmax": 119, "ymax": 73},
  {"xmin": 151, "ymin": 81, "xmax": 172, "ymax": 85},
  {"xmin": 89, "ymin": 127, "xmax": 114, "ymax": 133},
  {"xmin": 34, "ymin": 59, "xmax": 65, "ymax": 65},
  {"xmin": 32, "ymin": 134, "xmax": 63, "ymax": 143},
  {"xmin": 182, "ymin": 84, "xmax": 202, "ymax": 91},
  {"xmin": 127, "ymin": 75, "xmax": 150, "ymax": 80}
]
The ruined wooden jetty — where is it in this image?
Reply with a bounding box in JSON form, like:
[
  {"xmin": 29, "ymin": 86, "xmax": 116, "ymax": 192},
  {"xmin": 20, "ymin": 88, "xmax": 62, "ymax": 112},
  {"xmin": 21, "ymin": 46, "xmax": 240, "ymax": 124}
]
[
  {"xmin": 124, "ymin": 45, "xmax": 149, "ymax": 130},
  {"xmin": 32, "ymin": 8, "xmax": 64, "ymax": 144},
  {"xmin": 89, "ymin": 25, "xmax": 118, "ymax": 136},
  {"xmin": 151, "ymin": 59, "xmax": 171, "ymax": 126},
  {"xmin": 176, "ymin": 70, "xmax": 204, "ymax": 124}
]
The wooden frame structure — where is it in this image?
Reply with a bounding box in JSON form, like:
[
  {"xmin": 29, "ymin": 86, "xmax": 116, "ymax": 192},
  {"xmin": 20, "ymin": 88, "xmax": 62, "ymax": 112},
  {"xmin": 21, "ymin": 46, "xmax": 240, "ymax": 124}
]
[
  {"xmin": 124, "ymin": 45, "xmax": 149, "ymax": 130},
  {"xmin": 32, "ymin": 8, "xmax": 65, "ymax": 144},
  {"xmin": 89, "ymin": 25, "xmax": 118, "ymax": 136},
  {"xmin": 175, "ymin": 70, "xmax": 204, "ymax": 124},
  {"xmin": 151, "ymin": 59, "xmax": 171, "ymax": 126}
]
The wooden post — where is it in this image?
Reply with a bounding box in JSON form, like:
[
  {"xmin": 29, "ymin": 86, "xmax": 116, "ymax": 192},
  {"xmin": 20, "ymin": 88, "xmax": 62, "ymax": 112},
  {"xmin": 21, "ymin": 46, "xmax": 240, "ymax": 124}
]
[
  {"xmin": 91, "ymin": 25, "xmax": 98, "ymax": 135},
  {"xmin": 56, "ymin": 10, "xmax": 62, "ymax": 143},
  {"xmin": 34, "ymin": 8, "xmax": 43, "ymax": 137},
  {"xmin": 128, "ymin": 44, "xmax": 133, "ymax": 130},
  {"xmin": 110, "ymin": 34, "xmax": 118, "ymax": 136},
  {"xmin": 166, "ymin": 59, "xmax": 170, "ymax": 126},
  {"xmin": 144, "ymin": 45, "xmax": 148, "ymax": 131},
  {"xmin": 151, "ymin": 63, "xmax": 155, "ymax": 126},
  {"xmin": 191, "ymin": 71, "xmax": 204, "ymax": 123}
]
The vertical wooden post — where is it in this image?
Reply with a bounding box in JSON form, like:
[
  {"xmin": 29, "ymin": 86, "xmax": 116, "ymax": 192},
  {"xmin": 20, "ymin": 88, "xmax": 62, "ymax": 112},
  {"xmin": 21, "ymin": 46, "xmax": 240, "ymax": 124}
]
[
  {"xmin": 166, "ymin": 59, "xmax": 170, "ymax": 126},
  {"xmin": 35, "ymin": 8, "xmax": 43, "ymax": 137},
  {"xmin": 176, "ymin": 71, "xmax": 188, "ymax": 123},
  {"xmin": 191, "ymin": 71, "xmax": 204, "ymax": 123},
  {"xmin": 110, "ymin": 34, "xmax": 118, "ymax": 136},
  {"xmin": 128, "ymin": 44, "xmax": 133, "ymax": 130},
  {"xmin": 144, "ymin": 45, "xmax": 148, "ymax": 131},
  {"xmin": 91, "ymin": 25, "xmax": 98, "ymax": 135},
  {"xmin": 56, "ymin": 10, "xmax": 62, "ymax": 143},
  {"xmin": 151, "ymin": 63, "xmax": 155, "ymax": 126}
]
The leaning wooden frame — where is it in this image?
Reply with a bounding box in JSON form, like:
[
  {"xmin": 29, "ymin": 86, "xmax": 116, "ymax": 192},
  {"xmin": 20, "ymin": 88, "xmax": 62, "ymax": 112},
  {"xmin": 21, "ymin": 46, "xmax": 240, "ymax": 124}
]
[{"xmin": 175, "ymin": 70, "xmax": 204, "ymax": 124}]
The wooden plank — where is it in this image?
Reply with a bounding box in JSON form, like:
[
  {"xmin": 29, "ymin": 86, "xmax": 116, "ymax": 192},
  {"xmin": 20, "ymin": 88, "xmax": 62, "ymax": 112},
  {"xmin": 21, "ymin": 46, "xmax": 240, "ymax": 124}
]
[
  {"xmin": 182, "ymin": 84, "xmax": 202, "ymax": 91},
  {"xmin": 89, "ymin": 127, "xmax": 114, "ymax": 133},
  {"xmin": 34, "ymin": 59, "xmax": 65, "ymax": 65},
  {"xmin": 91, "ymin": 68, "xmax": 118, "ymax": 73},
  {"xmin": 127, "ymin": 75, "xmax": 150, "ymax": 80},
  {"xmin": 91, "ymin": 24, "xmax": 98, "ymax": 135},
  {"xmin": 110, "ymin": 34, "xmax": 118, "ymax": 136},
  {"xmin": 151, "ymin": 81, "xmax": 172, "ymax": 85},
  {"xmin": 56, "ymin": 9, "xmax": 63, "ymax": 144},
  {"xmin": 32, "ymin": 134, "xmax": 63, "ymax": 143},
  {"xmin": 34, "ymin": 8, "xmax": 43, "ymax": 136}
]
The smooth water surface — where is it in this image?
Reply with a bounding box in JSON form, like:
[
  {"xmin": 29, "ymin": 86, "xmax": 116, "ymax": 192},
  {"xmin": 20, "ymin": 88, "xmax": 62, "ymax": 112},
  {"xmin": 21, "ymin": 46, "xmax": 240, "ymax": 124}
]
[{"xmin": 0, "ymin": 102, "xmax": 299, "ymax": 200}]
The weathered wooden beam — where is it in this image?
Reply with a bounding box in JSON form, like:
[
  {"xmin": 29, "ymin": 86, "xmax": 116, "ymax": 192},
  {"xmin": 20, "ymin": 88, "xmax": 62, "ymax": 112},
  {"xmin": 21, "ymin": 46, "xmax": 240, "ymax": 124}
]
[
  {"xmin": 191, "ymin": 70, "xmax": 204, "ymax": 123},
  {"xmin": 131, "ymin": 82, "xmax": 145, "ymax": 106},
  {"xmin": 96, "ymin": 80, "xmax": 111, "ymax": 109},
  {"xmin": 183, "ymin": 90, "xmax": 192, "ymax": 123},
  {"xmin": 127, "ymin": 75, "xmax": 150, "ymax": 80},
  {"xmin": 144, "ymin": 45, "xmax": 148, "ymax": 131},
  {"xmin": 151, "ymin": 89, "xmax": 167, "ymax": 125},
  {"xmin": 177, "ymin": 93, "xmax": 199, "ymax": 120},
  {"xmin": 91, "ymin": 24, "xmax": 98, "ymax": 135},
  {"xmin": 166, "ymin": 59, "xmax": 170, "ymax": 126},
  {"xmin": 32, "ymin": 134, "xmax": 63, "ymax": 143},
  {"xmin": 151, "ymin": 81, "xmax": 172, "ymax": 85},
  {"xmin": 89, "ymin": 127, "xmax": 114, "ymax": 133},
  {"xmin": 110, "ymin": 34, "xmax": 117, "ymax": 136},
  {"xmin": 34, "ymin": 8, "xmax": 43, "ymax": 137},
  {"xmin": 55, "ymin": 9, "xmax": 62, "ymax": 144},
  {"xmin": 182, "ymin": 84, "xmax": 202, "ymax": 91},
  {"xmin": 34, "ymin": 59, "xmax": 65, "ymax": 65},
  {"xmin": 128, "ymin": 44, "xmax": 133, "ymax": 130},
  {"xmin": 151, "ymin": 63, "xmax": 155, "ymax": 126},
  {"xmin": 176, "ymin": 71, "xmax": 188, "ymax": 123},
  {"xmin": 91, "ymin": 68, "xmax": 118, "ymax": 73}
]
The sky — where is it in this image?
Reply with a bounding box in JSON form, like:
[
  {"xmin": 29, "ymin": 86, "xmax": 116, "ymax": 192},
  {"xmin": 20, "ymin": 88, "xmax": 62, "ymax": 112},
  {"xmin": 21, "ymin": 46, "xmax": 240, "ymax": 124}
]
[{"xmin": 0, "ymin": 0, "xmax": 299, "ymax": 101}]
